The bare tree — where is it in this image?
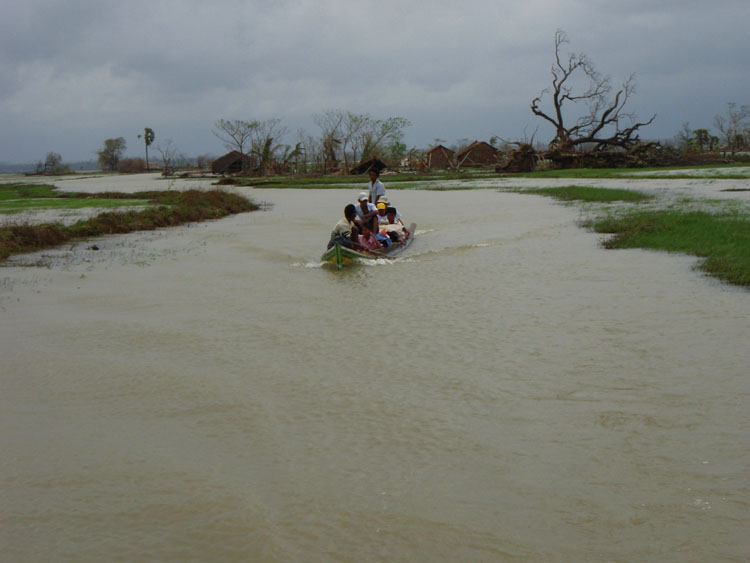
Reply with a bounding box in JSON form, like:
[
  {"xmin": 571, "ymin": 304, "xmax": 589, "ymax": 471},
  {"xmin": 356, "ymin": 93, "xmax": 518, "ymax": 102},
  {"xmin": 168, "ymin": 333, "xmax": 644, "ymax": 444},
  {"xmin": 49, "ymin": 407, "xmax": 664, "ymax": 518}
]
[
  {"xmin": 352, "ymin": 116, "xmax": 411, "ymax": 163},
  {"xmin": 213, "ymin": 119, "xmax": 257, "ymax": 157},
  {"xmin": 531, "ymin": 30, "xmax": 655, "ymax": 152},
  {"xmin": 297, "ymin": 129, "xmax": 322, "ymax": 173},
  {"xmin": 673, "ymin": 122, "xmax": 693, "ymax": 151},
  {"xmin": 341, "ymin": 112, "xmax": 370, "ymax": 169},
  {"xmin": 156, "ymin": 139, "xmax": 179, "ymax": 176},
  {"xmin": 247, "ymin": 117, "xmax": 288, "ymax": 174},
  {"xmin": 195, "ymin": 154, "xmax": 213, "ymax": 171},
  {"xmin": 314, "ymin": 109, "xmax": 345, "ymax": 173},
  {"xmin": 714, "ymin": 102, "xmax": 750, "ymax": 155},
  {"xmin": 313, "ymin": 110, "xmax": 411, "ymax": 172},
  {"xmin": 451, "ymin": 138, "xmax": 472, "ymax": 153}
]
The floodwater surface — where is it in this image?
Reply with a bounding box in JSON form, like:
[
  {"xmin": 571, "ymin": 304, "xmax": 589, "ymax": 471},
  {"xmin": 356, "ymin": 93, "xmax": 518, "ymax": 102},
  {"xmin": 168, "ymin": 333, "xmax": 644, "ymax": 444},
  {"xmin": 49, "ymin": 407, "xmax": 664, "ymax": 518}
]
[{"xmin": 1, "ymin": 181, "xmax": 749, "ymax": 561}]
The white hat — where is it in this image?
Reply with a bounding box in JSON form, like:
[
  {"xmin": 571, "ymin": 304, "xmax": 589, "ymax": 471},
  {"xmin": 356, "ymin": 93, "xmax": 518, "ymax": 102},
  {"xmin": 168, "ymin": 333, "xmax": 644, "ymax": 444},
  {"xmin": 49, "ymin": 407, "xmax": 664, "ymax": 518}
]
[{"xmin": 358, "ymin": 192, "xmax": 368, "ymax": 201}]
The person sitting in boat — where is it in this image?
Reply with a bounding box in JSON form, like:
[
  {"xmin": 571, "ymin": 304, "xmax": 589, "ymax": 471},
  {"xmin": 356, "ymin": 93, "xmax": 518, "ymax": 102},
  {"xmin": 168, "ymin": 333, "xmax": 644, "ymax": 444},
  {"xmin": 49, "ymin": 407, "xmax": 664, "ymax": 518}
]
[
  {"xmin": 368, "ymin": 168, "xmax": 386, "ymax": 204},
  {"xmin": 327, "ymin": 204, "xmax": 360, "ymax": 249},
  {"xmin": 376, "ymin": 202, "xmax": 389, "ymax": 226},
  {"xmin": 358, "ymin": 218, "xmax": 383, "ymax": 251},
  {"xmin": 354, "ymin": 192, "xmax": 378, "ymax": 226},
  {"xmin": 383, "ymin": 206, "xmax": 410, "ymax": 241},
  {"xmin": 379, "ymin": 197, "xmax": 403, "ymax": 222}
]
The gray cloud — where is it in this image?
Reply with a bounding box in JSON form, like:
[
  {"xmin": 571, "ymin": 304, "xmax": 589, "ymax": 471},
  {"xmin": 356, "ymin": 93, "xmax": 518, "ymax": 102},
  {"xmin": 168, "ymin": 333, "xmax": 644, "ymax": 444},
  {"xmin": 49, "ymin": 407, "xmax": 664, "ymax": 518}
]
[{"xmin": 1, "ymin": 0, "xmax": 748, "ymax": 163}]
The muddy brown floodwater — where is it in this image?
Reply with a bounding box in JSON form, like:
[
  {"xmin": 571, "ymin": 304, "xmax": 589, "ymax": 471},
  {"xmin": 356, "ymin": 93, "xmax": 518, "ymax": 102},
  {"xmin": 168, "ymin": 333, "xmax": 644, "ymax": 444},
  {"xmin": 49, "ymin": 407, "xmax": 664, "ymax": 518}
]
[{"xmin": 1, "ymin": 174, "xmax": 749, "ymax": 561}]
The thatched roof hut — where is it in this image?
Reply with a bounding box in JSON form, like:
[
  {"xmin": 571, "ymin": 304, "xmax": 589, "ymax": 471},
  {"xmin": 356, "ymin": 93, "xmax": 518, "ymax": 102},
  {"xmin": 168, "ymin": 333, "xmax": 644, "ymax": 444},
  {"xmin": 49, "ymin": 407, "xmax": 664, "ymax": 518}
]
[
  {"xmin": 455, "ymin": 141, "xmax": 499, "ymax": 166},
  {"xmin": 426, "ymin": 145, "xmax": 455, "ymax": 169},
  {"xmin": 211, "ymin": 151, "xmax": 251, "ymax": 175},
  {"xmin": 350, "ymin": 158, "xmax": 388, "ymax": 175}
]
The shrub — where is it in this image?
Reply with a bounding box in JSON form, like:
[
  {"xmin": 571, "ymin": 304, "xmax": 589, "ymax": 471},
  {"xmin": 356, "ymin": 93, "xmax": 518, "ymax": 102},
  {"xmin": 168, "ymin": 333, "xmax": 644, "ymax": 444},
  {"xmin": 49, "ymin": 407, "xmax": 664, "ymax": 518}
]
[{"xmin": 118, "ymin": 158, "xmax": 148, "ymax": 173}]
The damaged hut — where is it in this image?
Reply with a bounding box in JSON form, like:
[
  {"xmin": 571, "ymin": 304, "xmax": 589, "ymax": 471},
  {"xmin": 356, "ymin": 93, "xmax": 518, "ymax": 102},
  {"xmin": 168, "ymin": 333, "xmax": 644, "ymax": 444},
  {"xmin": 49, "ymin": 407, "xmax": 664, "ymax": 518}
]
[
  {"xmin": 211, "ymin": 151, "xmax": 252, "ymax": 175},
  {"xmin": 426, "ymin": 145, "xmax": 455, "ymax": 169},
  {"xmin": 455, "ymin": 141, "xmax": 499, "ymax": 167}
]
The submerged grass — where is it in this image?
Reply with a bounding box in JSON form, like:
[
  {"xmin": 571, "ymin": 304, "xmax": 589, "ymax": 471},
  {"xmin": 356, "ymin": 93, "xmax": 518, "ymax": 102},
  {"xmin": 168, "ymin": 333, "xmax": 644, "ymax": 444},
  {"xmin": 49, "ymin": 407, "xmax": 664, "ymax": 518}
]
[
  {"xmin": 515, "ymin": 163, "xmax": 750, "ymax": 180},
  {"xmin": 585, "ymin": 210, "xmax": 750, "ymax": 286},
  {"xmin": 524, "ymin": 185, "xmax": 655, "ymax": 203},
  {"xmin": 1, "ymin": 183, "xmax": 149, "ymax": 213},
  {"xmin": 222, "ymin": 171, "xmax": 488, "ymax": 189},
  {"xmin": 0, "ymin": 189, "xmax": 257, "ymax": 262}
]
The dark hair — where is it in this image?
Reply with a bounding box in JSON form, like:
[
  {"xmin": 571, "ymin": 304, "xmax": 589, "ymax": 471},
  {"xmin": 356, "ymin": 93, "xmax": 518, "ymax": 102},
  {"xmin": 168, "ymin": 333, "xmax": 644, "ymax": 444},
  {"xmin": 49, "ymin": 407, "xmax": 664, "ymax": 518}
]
[
  {"xmin": 344, "ymin": 203, "xmax": 356, "ymax": 218},
  {"xmin": 369, "ymin": 168, "xmax": 380, "ymax": 177},
  {"xmin": 386, "ymin": 206, "xmax": 396, "ymax": 214}
]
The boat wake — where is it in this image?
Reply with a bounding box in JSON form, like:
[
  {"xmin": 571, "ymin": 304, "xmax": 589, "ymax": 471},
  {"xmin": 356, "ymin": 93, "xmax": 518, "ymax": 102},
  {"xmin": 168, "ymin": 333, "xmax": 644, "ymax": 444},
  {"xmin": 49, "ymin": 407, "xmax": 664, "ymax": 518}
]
[{"xmin": 294, "ymin": 256, "xmax": 416, "ymax": 269}]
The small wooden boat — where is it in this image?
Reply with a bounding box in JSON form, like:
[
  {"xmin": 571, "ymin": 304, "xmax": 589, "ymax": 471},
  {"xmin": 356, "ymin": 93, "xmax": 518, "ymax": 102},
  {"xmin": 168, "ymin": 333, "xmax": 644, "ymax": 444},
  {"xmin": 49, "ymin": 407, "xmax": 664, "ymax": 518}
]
[{"xmin": 321, "ymin": 223, "xmax": 416, "ymax": 269}]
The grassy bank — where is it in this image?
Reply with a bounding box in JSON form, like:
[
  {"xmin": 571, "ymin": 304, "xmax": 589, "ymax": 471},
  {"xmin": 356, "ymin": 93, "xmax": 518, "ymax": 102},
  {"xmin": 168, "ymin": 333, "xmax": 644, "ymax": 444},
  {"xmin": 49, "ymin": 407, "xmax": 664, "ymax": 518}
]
[
  {"xmin": 214, "ymin": 164, "xmax": 750, "ymax": 190},
  {"xmin": 0, "ymin": 183, "xmax": 150, "ymax": 213},
  {"xmin": 218, "ymin": 170, "xmax": 493, "ymax": 189},
  {"xmin": 586, "ymin": 210, "xmax": 750, "ymax": 286},
  {"xmin": 0, "ymin": 188, "xmax": 257, "ymax": 262},
  {"xmin": 523, "ymin": 185, "xmax": 655, "ymax": 203},
  {"xmin": 514, "ymin": 163, "xmax": 750, "ymax": 180},
  {"xmin": 521, "ymin": 184, "xmax": 750, "ymax": 287}
]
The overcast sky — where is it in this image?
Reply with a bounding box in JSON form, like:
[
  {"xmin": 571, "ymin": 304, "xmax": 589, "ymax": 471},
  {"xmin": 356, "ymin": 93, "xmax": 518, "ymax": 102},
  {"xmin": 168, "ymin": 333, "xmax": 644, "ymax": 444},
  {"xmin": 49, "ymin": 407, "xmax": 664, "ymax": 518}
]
[{"xmin": 2, "ymin": 0, "xmax": 748, "ymax": 164}]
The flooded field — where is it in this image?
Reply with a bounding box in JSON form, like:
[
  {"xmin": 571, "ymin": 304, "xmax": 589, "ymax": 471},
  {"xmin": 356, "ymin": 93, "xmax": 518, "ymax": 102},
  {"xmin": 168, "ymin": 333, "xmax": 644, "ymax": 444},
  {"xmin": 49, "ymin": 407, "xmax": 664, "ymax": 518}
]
[{"xmin": 1, "ymin": 174, "xmax": 749, "ymax": 561}]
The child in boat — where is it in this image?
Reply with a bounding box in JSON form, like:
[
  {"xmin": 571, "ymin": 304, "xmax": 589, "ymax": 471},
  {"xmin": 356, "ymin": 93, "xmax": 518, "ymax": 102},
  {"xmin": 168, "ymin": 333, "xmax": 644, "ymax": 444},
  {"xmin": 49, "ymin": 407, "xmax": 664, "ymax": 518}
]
[
  {"xmin": 384, "ymin": 206, "xmax": 410, "ymax": 240},
  {"xmin": 376, "ymin": 202, "xmax": 389, "ymax": 226},
  {"xmin": 379, "ymin": 197, "xmax": 403, "ymax": 222},
  {"xmin": 358, "ymin": 218, "xmax": 383, "ymax": 250}
]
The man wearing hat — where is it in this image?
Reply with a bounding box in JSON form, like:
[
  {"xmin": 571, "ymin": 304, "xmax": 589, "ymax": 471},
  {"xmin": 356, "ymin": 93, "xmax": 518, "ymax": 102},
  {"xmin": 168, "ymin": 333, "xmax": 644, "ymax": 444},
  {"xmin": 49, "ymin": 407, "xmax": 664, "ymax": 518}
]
[{"xmin": 354, "ymin": 191, "xmax": 378, "ymax": 224}]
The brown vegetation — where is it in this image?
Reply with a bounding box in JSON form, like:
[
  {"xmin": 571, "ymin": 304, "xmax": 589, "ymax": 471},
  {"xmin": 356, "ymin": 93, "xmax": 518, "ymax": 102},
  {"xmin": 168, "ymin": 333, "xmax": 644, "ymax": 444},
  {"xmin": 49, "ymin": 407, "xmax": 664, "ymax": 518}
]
[
  {"xmin": 117, "ymin": 157, "xmax": 148, "ymax": 173},
  {"xmin": 0, "ymin": 189, "xmax": 257, "ymax": 262}
]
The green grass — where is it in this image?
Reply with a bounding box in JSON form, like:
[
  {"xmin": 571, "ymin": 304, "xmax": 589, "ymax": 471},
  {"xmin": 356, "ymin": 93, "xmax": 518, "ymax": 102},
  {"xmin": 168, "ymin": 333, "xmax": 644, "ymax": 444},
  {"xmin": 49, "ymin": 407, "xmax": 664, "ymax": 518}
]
[
  {"xmin": 1, "ymin": 198, "xmax": 150, "ymax": 212},
  {"xmin": 0, "ymin": 189, "xmax": 257, "ymax": 261},
  {"xmin": 524, "ymin": 185, "xmax": 655, "ymax": 203},
  {"xmin": 0, "ymin": 183, "xmax": 149, "ymax": 213},
  {"xmin": 222, "ymin": 171, "xmax": 487, "ymax": 189},
  {"xmin": 214, "ymin": 163, "xmax": 750, "ymax": 189},
  {"xmin": 0, "ymin": 183, "xmax": 62, "ymax": 200},
  {"xmin": 586, "ymin": 210, "xmax": 750, "ymax": 286},
  {"xmin": 512, "ymin": 163, "xmax": 750, "ymax": 180}
]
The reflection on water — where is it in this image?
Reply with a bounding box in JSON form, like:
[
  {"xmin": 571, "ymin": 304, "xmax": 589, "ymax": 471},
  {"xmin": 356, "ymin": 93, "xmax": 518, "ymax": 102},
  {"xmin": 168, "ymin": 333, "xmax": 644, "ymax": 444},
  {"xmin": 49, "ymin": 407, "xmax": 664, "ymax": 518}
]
[{"xmin": 1, "ymin": 188, "xmax": 749, "ymax": 561}]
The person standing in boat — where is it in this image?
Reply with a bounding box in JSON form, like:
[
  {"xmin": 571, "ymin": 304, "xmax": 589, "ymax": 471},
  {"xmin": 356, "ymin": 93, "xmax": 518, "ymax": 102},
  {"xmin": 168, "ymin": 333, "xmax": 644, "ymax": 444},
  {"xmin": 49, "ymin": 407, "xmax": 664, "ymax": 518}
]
[
  {"xmin": 327, "ymin": 204, "xmax": 360, "ymax": 249},
  {"xmin": 368, "ymin": 168, "xmax": 386, "ymax": 204}
]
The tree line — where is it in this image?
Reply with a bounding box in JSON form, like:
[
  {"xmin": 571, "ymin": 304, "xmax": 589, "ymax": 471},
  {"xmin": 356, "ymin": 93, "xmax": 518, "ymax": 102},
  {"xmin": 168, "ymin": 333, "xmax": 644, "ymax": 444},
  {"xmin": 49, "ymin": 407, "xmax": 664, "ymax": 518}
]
[
  {"xmin": 212, "ymin": 111, "xmax": 411, "ymax": 175},
  {"xmin": 77, "ymin": 112, "xmax": 413, "ymax": 175},
  {"xmin": 32, "ymin": 30, "xmax": 749, "ymax": 175},
  {"xmin": 674, "ymin": 103, "xmax": 750, "ymax": 155}
]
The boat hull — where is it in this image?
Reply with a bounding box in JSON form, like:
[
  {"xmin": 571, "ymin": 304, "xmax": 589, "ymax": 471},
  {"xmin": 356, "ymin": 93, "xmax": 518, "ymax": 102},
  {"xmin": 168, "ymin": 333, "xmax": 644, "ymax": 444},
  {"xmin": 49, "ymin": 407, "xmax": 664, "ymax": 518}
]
[{"xmin": 321, "ymin": 223, "xmax": 416, "ymax": 269}]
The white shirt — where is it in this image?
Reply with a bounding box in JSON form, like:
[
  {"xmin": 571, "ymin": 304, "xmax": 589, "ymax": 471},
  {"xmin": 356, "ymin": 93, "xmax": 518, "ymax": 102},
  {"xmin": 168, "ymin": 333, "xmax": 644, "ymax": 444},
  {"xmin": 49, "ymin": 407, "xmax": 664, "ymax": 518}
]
[
  {"xmin": 354, "ymin": 201, "xmax": 377, "ymax": 220},
  {"xmin": 368, "ymin": 179, "xmax": 385, "ymax": 203}
]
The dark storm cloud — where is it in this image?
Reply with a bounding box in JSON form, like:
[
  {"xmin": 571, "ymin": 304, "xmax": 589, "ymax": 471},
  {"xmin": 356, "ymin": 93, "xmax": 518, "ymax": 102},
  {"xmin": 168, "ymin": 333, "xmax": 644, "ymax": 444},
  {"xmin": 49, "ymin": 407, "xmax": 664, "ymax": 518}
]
[{"xmin": 1, "ymin": 0, "xmax": 748, "ymax": 163}]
